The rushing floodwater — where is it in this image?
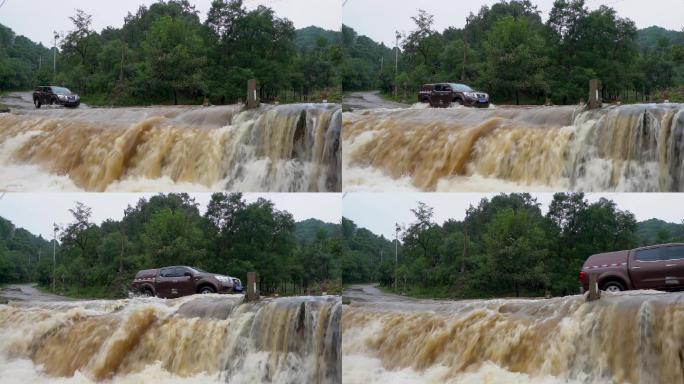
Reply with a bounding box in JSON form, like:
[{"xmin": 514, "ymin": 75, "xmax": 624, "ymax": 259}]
[
  {"xmin": 342, "ymin": 288, "xmax": 684, "ymax": 384},
  {"xmin": 0, "ymin": 295, "xmax": 341, "ymax": 383},
  {"xmin": 343, "ymin": 103, "xmax": 684, "ymax": 192},
  {"xmin": 0, "ymin": 103, "xmax": 341, "ymax": 192}
]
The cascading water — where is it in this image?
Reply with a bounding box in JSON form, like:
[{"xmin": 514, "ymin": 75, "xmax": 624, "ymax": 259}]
[
  {"xmin": 342, "ymin": 104, "xmax": 684, "ymax": 192},
  {"xmin": 0, "ymin": 295, "xmax": 341, "ymax": 383},
  {"xmin": 0, "ymin": 103, "xmax": 341, "ymax": 192},
  {"xmin": 342, "ymin": 289, "xmax": 684, "ymax": 384}
]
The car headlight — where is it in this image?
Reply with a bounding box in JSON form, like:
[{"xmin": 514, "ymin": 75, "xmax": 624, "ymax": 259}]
[
  {"xmin": 215, "ymin": 276, "xmax": 233, "ymax": 285},
  {"xmin": 464, "ymin": 92, "xmax": 476, "ymax": 98},
  {"xmin": 57, "ymin": 95, "xmax": 67, "ymax": 100}
]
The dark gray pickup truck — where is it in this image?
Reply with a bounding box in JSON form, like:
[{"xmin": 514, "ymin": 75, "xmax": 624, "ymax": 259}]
[{"xmin": 580, "ymin": 243, "xmax": 684, "ymax": 292}]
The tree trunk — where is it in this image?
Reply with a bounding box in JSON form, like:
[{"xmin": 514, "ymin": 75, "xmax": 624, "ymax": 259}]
[{"xmin": 515, "ymin": 89, "xmax": 520, "ymax": 105}]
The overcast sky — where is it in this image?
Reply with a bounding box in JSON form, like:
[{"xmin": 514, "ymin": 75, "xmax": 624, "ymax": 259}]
[
  {"xmin": 0, "ymin": 0, "xmax": 341, "ymax": 47},
  {"xmin": 344, "ymin": 0, "xmax": 684, "ymax": 47},
  {"xmin": 0, "ymin": 193, "xmax": 341, "ymax": 239},
  {"xmin": 343, "ymin": 193, "xmax": 684, "ymax": 240}
]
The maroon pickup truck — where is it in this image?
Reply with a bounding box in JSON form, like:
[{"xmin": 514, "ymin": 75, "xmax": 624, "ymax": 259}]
[
  {"xmin": 131, "ymin": 266, "xmax": 243, "ymax": 299},
  {"xmin": 580, "ymin": 243, "xmax": 684, "ymax": 292}
]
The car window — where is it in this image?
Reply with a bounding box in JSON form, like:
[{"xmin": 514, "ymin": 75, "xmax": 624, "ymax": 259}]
[
  {"xmin": 52, "ymin": 86, "xmax": 71, "ymax": 94},
  {"xmin": 451, "ymin": 84, "xmax": 474, "ymax": 92},
  {"xmin": 444, "ymin": 85, "xmax": 452, "ymax": 92},
  {"xmin": 662, "ymin": 246, "xmax": 684, "ymax": 260},
  {"xmin": 635, "ymin": 248, "xmax": 661, "ymax": 261},
  {"xmin": 173, "ymin": 267, "xmax": 190, "ymax": 277},
  {"xmin": 159, "ymin": 267, "xmax": 172, "ymax": 277},
  {"xmin": 434, "ymin": 85, "xmax": 443, "ymax": 91}
]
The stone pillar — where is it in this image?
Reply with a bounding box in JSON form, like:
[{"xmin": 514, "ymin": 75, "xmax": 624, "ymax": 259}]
[
  {"xmin": 587, "ymin": 273, "xmax": 601, "ymax": 302},
  {"xmin": 588, "ymin": 79, "xmax": 602, "ymax": 110},
  {"xmin": 246, "ymin": 271, "xmax": 259, "ymax": 302},
  {"xmin": 246, "ymin": 79, "xmax": 259, "ymax": 109}
]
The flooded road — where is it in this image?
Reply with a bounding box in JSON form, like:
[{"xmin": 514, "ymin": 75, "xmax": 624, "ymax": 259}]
[
  {"xmin": 342, "ymin": 286, "xmax": 684, "ymax": 384},
  {"xmin": 343, "ymin": 103, "xmax": 684, "ymax": 192},
  {"xmin": 0, "ymin": 284, "xmax": 73, "ymax": 303},
  {"xmin": 0, "ymin": 94, "xmax": 341, "ymax": 192},
  {"xmin": 343, "ymin": 91, "xmax": 409, "ymax": 111},
  {"xmin": 0, "ymin": 288, "xmax": 341, "ymax": 383}
]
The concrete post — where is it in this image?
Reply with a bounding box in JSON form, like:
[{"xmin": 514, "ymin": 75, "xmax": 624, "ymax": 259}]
[
  {"xmin": 246, "ymin": 79, "xmax": 259, "ymax": 109},
  {"xmin": 246, "ymin": 271, "xmax": 259, "ymax": 302},
  {"xmin": 587, "ymin": 273, "xmax": 601, "ymax": 302},
  {"xmin": 588, "ymin": 79, "xmax": 602, "ymax": 110}
]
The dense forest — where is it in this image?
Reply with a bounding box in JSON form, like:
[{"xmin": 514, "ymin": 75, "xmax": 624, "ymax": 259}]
[
  {"xmin": 0, "ymin": 0, "xmax": 342, "ymax": 105},
  {"xmin": 342, "ymin": 193, "xmax": 684, "ymax": 299},
  {"xmin": 342, "ymin": 0, "xmax": 684, "ymax": 104},
  {"xmin": 0, "ymin": 193, "xmax": 342, "ymax": 298}
]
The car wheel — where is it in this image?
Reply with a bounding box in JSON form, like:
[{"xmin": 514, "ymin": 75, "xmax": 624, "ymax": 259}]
[
  {"xmin": 34, "ymin": 99, "xmax": 42, "ymax": 109},
  {"xmin": 140, "ymin": 288, "xmax": 153, "ymax": 297},
  {"xmin": 199, "ymin": 286, "xmax": 215, "ymax": 294},
  {"xmin": 601, "ymin": 281, "xmax": 625, "ymax": 292},
  {"xmin": 455, "ymin": 98, "xmax": 464, "ymax": 106}
]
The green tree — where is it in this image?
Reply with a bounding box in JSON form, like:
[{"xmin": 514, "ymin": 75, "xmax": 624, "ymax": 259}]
[
  {"xmin": 483, "ymin": 16, "xmax": 549, "ymax": 104},
  {"xmin": 141, "ymin": 15, "xmax": 207, "ymax": 104}
]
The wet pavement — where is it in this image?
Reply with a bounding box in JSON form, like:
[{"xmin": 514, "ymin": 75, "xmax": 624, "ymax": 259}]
[
  {"xmin": 0, "ymin": 283, "xmax": 73, "ymax": 303},
  {"xmin": 343, "ymin": 91, "xmax": 409, "ymax": 110},
  {"xmin": 0, "ymin": 91, "xmax": 88, "ymax": 111},
  {"xmin": 343, "ymin": 284, "xmax": 417, "ymax": 303}
]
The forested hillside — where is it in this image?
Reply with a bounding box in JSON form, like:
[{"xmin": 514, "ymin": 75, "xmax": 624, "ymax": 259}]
[
  {"xmin": 0, "ymin": 24, "xmax": 52, "ymax": 91},
  {"xmin": 0, "ymin": 0, "xmax": 342, "ymax": 105},
  {"xmin": 294, "ymin": 218, "xmax": 340, "ymax": 244},
  {"xmin": 637, "ymin": 218, "xmax": 684, "ymax": 245},
  {"xmin": 345, "ymin": 193, "xmax": 684, "ymax": 299},
  {"xmin": 0, "ymin": 193, "xmax": 342, "ymax": 298},
  {"xmin": 342, "ymin": 0, "xmax": 684, "ymax": 104},
  {"xmin": 0, "ymin": 217, "xmax": 54, "ymax": 285}
]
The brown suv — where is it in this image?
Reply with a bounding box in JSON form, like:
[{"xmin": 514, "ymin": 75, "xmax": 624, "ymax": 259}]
[
  {"xmin": 131, "ymin": 266, "xmax": 243, "ymax": 298},
  {"xmin": 418, "ymin": 82, "xmax": 490, "ymax": 108},
  {"xmin": 580, "ymin": 243, "xmax": 684, "ymax": 292}
]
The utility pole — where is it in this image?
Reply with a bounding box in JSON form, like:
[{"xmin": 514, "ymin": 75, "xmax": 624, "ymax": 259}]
[
  {"xmin": 380, "ymin": 55, "xmax": 383, "ymax": 74},
  {"xmin": 39, "ymin": 56, "xmax": 42, "ymax": 71},
  {"xmin": 52, "ymin": 224, "xmax": 57, "ymax": 291},
  {"xmin": 53, "ymin": 31, "xmax": 59, "ymax": 76},
  {"xmin": 462, "ymin": 17, "xmax": 470, "ymax": 82},
  {"xmin": 394, "ymin": 31, "xmax": 400, "ymax": 98},
  {"xmin": 119, "ymin": 47, "xmax": 125, "ymax": 81},
  {"xmin": 394, "ymin": 223, "xmax": 400, "ymax": 291},
  {"xmin": 461, "ymin": 208, "xmax": 469, "ymax": 274}
]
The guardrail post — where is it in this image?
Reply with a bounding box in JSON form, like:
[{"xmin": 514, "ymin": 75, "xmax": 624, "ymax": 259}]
[
  {"xmin": 588, "ymin": 79, "xmax": 602, "ymax": 110},
  {"xmin": 587, "ymin": 273, "xmax": 601, "ymax": 302},
  {"xmin": 246, "ymin": 79, "xmax": 259, "ymax": 109},
  {"xmin": 246, "ymin": 271, "xmax": 259, "ymax": 302}
]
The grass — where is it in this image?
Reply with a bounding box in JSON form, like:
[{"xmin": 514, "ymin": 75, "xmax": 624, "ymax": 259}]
[
  {"xmin": 378, "ymin": 284, "xmax": 457, "ymax": 299},
  {"xmin": 377, "ymin": 283, "xmax": 551, "ymax": 300},
  {"xmin": 38, "ymin": 284, "xmax": 120, "ymax": 300}
]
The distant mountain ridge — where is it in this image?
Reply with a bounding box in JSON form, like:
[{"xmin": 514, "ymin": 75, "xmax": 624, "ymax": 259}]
[
  {"xmin": 636, "ymin": 218, "xmax": 684, "ymax": 245},
  {"xmin": 295, "ymin": 26, "xmax": 341, "ymax": 52},
  {"xmin": 636, "ymin": 26, "xmax": 684, "ymax": 51},
  {"xmin": 294, "ymin": 218, "xmax": 340, "ymax": 244}
]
